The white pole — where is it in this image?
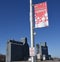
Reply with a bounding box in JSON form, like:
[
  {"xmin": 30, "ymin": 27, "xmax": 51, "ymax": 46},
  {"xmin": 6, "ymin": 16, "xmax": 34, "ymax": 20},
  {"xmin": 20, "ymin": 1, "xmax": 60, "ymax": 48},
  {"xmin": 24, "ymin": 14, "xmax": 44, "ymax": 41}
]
[{"xmin": 30, "ymin": 0, "xmax": 34, "ymax": 62}]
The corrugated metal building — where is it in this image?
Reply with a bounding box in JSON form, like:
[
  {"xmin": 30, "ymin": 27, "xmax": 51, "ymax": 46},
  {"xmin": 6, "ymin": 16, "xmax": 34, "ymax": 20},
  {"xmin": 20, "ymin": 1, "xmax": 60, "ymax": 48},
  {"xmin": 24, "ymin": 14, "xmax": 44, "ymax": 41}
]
[{"xmin": 6, "ymin": 38, "xmax": 29, "ymax": 62}]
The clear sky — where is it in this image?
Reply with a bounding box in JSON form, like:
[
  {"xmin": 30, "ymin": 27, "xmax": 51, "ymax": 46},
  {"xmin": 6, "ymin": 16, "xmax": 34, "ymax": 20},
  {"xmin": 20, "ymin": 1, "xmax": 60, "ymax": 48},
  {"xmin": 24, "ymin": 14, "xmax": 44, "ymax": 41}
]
[{"xmin": 0, "ymin": 0, "xmax": 60, "ymax": 58}]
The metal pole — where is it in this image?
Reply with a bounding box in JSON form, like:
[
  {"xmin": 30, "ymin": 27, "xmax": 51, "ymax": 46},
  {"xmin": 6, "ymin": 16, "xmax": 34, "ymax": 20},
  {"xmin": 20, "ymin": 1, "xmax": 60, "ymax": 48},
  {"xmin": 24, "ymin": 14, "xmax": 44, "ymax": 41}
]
[{"xmin": 30, "ymin": 0, "xmax": 34, "ymax": 62}]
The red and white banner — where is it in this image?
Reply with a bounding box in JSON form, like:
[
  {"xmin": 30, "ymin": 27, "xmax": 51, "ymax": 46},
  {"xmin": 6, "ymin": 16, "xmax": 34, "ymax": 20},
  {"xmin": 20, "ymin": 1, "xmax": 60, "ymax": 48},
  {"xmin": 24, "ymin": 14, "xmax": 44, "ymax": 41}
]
[{"xmin": 34, "ymin": 2, "xmax": 49, "ymax": 28}]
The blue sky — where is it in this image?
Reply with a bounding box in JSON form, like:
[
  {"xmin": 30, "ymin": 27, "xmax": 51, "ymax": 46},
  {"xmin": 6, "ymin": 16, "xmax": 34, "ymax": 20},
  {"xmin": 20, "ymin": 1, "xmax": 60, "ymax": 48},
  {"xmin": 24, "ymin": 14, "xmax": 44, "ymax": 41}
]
[{"xmin": 0, "ymin": 0, "xmax": 60, "ymax": 58}]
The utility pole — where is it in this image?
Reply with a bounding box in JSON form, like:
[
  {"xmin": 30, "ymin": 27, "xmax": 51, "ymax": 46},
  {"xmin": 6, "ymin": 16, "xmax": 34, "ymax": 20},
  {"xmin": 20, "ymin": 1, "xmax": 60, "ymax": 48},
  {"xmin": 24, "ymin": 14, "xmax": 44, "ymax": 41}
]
[{"xmin": 30, "ymin": 0, "xmax": 35, "ymax": 62}]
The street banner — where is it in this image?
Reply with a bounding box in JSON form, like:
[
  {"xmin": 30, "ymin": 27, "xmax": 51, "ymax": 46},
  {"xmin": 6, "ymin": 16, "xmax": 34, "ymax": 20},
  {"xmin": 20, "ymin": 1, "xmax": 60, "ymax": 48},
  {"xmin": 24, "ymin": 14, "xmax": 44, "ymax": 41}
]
[{"xmin": 34, "ymin": 2, "xmax": 49, "ymax": 28}]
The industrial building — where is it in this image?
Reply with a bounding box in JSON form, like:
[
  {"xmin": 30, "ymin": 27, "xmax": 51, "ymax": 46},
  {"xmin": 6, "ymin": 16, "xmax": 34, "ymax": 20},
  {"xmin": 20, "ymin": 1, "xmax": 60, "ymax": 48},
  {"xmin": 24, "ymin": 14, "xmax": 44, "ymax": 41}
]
[
  {"xmin": 6, "ymin": 37, "xmax": 29, "ymax": 62},
  {"xmin": 36, "ymin": 42, "xmax": 51, "ymax": 60},
  {"xmin": 40, "ymin": 42, "xmax": 49, "ymax": 60}
]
